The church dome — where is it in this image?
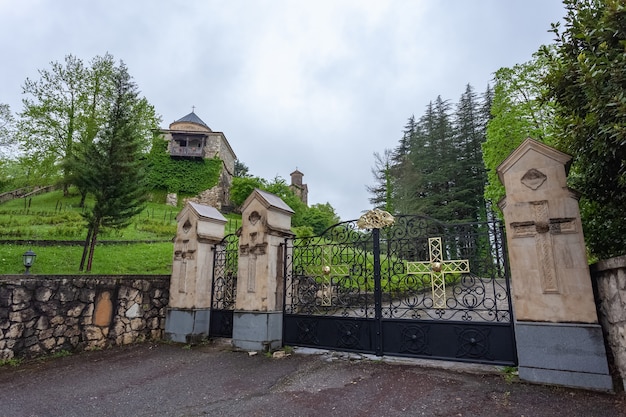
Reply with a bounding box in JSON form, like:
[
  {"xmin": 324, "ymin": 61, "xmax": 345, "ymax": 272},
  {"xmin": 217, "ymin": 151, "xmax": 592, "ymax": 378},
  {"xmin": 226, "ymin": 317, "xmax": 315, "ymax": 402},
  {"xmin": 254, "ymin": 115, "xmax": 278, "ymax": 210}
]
[{"xmin": 170, "ymin": 110, "xmax": 212, "ymax": 132}]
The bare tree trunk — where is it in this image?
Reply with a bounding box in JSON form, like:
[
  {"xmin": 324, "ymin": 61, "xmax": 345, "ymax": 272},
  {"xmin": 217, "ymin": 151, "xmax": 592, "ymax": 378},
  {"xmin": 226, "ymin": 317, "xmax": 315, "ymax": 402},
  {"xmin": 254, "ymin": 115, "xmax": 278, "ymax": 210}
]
[
  {"xmin": 86, "ymin": 223, "xmax": 99, "ymax": 272},
  {"xmin": 79, "ymin": 226, "xmax": 92, "ymax": 271}
]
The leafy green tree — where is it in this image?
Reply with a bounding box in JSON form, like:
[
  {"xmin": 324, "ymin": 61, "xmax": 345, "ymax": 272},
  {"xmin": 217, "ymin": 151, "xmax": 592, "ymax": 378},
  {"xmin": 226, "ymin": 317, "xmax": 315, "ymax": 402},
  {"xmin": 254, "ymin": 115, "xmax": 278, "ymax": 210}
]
[
  {"xmin": 542, "ymin": 0, "xmax": 626, "ymax": 258},
  {"xmin": 301, "ymin": 202, "xmax": 341, "ymax": 235},
  {"xmin": 64, "ymin": 54, "xmax": 118, "ymax": 205},
  {"xmin": 229, "ymin": 175, "xmax": 339, "ymax": 233},
  {"xmin": 483, "ymin": 52, "xmax": 556, "ymax": 210},
  {"xmin": 230, "ymin": 176, "xmax": 266, "ymax": 207},
  {"xmin": 18, "ymin": 55, "xmax": 87, "ymax": 194},
  {"xmin": 17, "ymin": 54, "xmax": 158, "ymax": 197},
  {"xmin": 79, "ymin": 63, "xmax": 151, "ymax": 271},
  {"xmin": 264, "ymin": 177, "xmax": 308, "ymax": 226},
  {"xmin": 0, "ymin": 104, "xmax": 15, "ymax": 159},
  {"xmin": 0, "ymin": 104, "xmax": 16, "ymax": 191}
]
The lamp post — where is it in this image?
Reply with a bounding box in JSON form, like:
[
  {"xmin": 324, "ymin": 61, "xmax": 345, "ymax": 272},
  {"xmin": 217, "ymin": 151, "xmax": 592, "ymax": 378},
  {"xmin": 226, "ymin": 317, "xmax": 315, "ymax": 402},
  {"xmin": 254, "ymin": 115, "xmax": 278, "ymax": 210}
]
[{"xmin": 23, "ymin": 249, "xmax": 36, "ymax": 275}]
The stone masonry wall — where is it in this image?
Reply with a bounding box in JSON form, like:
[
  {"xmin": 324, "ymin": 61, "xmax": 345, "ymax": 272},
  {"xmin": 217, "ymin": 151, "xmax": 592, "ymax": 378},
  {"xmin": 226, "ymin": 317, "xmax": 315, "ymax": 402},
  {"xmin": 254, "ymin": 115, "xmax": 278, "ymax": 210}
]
[
  {"xmin": 591, "ymin": 255, "xmax": 626, "ymax": 390},
  {"xmin": 0, "ymin": 275, "xmax": 169, "ymax": 360}
]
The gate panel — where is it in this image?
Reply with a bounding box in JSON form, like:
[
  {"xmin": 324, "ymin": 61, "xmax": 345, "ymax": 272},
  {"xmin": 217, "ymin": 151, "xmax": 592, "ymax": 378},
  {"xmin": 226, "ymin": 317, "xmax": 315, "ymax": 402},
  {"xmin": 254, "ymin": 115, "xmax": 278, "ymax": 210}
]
[
  {"xmin": 283, "ymin": 316, "xmax": 376, "ymax": 354},
  {"xmin": 283, "ymin": 220, "xmax": 377, "ymax": 352},
  {"xmin": 210, "ymin": 233, "xmax": 238, "ymax": 338},
  {"xmin": 284, "ymin": 214, "xmax": 517, "ymax": 365}
]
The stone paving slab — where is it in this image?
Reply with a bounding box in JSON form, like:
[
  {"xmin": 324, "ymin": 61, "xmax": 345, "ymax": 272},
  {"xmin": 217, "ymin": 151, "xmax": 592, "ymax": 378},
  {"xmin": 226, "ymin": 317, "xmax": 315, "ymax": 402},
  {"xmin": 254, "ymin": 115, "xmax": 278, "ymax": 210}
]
[{"xmin": 0, "ymin": 341, "xmax": 623, "ymax": 417}]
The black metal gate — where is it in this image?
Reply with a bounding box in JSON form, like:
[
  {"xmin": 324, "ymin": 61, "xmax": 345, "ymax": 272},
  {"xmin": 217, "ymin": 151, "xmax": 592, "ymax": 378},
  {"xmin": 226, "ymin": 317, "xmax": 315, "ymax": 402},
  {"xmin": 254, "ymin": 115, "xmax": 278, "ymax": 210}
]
[
  {"xmin": 210, "ymin": 233, "xmax": 238, "ymax": 338},
  {"xmin": 282, "ymin": 215, "xmax": 517, "ymax": 366}
]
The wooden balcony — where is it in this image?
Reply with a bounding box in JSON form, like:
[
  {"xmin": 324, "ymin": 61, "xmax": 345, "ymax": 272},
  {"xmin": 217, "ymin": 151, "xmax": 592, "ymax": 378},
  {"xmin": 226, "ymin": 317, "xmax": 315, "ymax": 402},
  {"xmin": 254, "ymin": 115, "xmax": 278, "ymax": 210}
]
[{"xmin": 170, "ymin": 146, "xmax": 204, "ymax": 158}]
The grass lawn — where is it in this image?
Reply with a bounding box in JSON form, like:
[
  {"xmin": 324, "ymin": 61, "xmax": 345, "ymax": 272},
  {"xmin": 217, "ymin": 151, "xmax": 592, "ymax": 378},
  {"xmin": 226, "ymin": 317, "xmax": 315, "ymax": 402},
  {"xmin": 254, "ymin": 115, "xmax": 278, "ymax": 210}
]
[
  {"xmin": 1, "ymin": 242, "xmax": 175, "ymax": 275},
  {"xmin": 0, "ymin": 188, "xmax": 241, "ymax": 275}
]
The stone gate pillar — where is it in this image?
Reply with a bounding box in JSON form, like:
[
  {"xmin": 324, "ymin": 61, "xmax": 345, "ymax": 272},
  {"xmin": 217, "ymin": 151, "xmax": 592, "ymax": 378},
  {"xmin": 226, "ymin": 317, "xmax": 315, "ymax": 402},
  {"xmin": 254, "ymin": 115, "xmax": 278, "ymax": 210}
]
[
  {"xmin": 165, "ymin": 202, "xmax": 226, "ymax": 343},
  {"xmin": 232, "ymin": 189, "xmax": 294, "ymax": 351},
  {"xmin": 497, "ymin": 138, "xmax": 612, "ymax": 391}
]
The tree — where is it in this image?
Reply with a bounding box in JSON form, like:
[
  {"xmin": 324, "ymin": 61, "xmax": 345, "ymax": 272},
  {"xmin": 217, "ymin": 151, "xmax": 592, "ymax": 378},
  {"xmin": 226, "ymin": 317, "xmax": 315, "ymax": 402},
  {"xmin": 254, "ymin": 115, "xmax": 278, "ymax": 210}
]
[
  {"xmin": 0, "ymin": 104, "xmax": 16, "ymax": 159},
  {"xmin": 542, "ymin": 0, "xmax": 626, "ymax": 258},
  {"xmin": 264, "ymin": 176, "xmax": 308, "ymax": 227},
  {"xmin": 234, "ymin": 159, "xmax": 251, "ymax": 178},
  {"xmin": 452, "ymin": 84, "xmax": 488, "ymax": 222},
  {"xmin": 64, "ymin": 54, "xmax": 118, "ymax": 205},
  {"xmin": 366, "ymin": 149, "xmax": 394, "ymax": 212},
  {"xmin": 301, "ymin": 203, "xmax": 341, "ymax": 235},
  {"xmin": 0, "ymin": 104, "xmax": 17, "ymax": 191},
  {"xmin": 386, "ymin": 115, "xmax": 420, "ymax": 215},
  {"xmin": 79, "ymin": 63, "xmax": 152, "ymax": 271},
  {"xmin": 17, "ymin": 54, "xmax": 157, "ymax": 197},
  {"xmin": 18, "ymin": 55, "xmax": 87, "ymax": 194},
  {"xmin": 410, "ymin": 96, "xmax": 460, "ymax": 220},
  {"xmin": 483, "ymin": 52, "xmax": 556, "ymax": 210},
  {"xmin": 230, "ymin": 176, "xmax": 266, "ymax": 207}
]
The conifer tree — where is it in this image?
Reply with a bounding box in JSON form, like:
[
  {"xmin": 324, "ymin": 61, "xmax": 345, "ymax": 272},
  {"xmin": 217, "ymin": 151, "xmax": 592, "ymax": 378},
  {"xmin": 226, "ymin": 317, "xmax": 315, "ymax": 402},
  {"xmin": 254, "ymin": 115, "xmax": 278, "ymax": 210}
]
[
  {"xmin": 366, "ymin": 149, "xmax": 394, "ymax": 212},
  {"xmin": 414, "ymin": 97, "xmax": 457, "ymax": 220},
  {"xmin": 452, "ymin": 84, "xmax": 487, "ymax": 222},
  {"xmin": 79, "ymin": 63, "xmax": 150, "ymax": 271}
]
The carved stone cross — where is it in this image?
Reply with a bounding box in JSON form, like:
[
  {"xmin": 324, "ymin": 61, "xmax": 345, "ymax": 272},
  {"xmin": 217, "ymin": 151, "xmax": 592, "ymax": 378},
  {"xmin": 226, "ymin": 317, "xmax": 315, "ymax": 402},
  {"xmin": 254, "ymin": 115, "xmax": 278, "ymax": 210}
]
[
  {"xmin": 406, "ymin": 237, "xmax": 469, "ymax": 309},
  {"xmin": 510, "ymin": 200, "xmax": 576, "ymax": 293}
]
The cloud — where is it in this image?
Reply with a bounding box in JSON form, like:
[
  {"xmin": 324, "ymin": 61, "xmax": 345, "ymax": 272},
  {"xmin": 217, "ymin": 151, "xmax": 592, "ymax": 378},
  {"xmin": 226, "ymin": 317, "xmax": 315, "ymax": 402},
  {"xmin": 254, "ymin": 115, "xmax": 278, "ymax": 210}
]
[{"xmin": 0, "ymin": 0, "xmax": 565, "ymax": 220}]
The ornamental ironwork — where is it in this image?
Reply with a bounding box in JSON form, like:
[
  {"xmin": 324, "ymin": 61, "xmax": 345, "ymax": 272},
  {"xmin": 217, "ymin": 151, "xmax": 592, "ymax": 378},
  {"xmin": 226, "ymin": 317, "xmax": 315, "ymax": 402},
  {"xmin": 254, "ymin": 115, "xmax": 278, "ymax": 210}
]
[{"xmin": 283, "ymin": 214, "xmax": 517, "ymax": 365}]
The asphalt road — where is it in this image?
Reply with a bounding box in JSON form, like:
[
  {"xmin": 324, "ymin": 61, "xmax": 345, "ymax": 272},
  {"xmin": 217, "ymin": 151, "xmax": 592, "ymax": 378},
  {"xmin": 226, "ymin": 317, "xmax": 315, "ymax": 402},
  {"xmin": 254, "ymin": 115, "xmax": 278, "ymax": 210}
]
[{"xmin": 0, "ymin": 341, "xmax": 624, "ymax": 417}]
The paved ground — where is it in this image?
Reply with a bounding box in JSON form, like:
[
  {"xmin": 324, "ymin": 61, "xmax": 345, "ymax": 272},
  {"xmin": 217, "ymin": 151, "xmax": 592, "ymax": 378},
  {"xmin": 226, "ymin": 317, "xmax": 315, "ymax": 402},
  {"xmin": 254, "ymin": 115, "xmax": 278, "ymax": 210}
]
[{"xmin": 0, "ymin": 341, "xmax": 624, "ymax": 417}]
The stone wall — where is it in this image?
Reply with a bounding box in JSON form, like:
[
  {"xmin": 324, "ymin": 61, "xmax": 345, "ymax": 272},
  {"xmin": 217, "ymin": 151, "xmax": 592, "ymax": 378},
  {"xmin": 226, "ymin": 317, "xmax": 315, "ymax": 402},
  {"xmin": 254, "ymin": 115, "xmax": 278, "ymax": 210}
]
[
  {"xmin": 591, "ymin": 255, "xmax": 626, "ymax": 390},
  {"xmin": 0, "ymin": 275, "xmax": 169, "ymax": 360}
]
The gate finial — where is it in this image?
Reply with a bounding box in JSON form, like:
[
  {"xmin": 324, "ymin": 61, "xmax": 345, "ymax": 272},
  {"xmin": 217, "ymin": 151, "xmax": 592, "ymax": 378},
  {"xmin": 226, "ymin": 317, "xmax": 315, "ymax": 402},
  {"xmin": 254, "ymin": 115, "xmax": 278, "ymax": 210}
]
[{"xmin": 357, "ymin": 208, "xmax": 395, "ymax": 229}]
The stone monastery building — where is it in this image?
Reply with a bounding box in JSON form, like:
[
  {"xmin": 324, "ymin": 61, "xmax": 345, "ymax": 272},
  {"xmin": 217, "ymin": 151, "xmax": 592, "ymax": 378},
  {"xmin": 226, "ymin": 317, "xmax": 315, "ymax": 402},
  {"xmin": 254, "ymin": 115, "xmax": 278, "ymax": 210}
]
[{"xmin": 160, "ymin": 110, "xmax": 307, "ymax": 209}]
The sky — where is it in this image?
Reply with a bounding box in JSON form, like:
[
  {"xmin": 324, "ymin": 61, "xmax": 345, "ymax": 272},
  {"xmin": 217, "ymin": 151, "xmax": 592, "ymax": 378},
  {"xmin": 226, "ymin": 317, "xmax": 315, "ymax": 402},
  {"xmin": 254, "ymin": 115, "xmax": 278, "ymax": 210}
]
[{"xmin": 0, "ymin": 0, "xmax": 566, "ymax": 221}]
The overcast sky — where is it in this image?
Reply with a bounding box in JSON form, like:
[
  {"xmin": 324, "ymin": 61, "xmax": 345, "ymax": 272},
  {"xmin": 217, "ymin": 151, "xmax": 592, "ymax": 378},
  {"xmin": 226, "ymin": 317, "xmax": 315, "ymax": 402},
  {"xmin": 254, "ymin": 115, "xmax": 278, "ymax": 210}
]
[{"xmin": 0, "ymin": 0, "xmax": 565, "ymax": 220}]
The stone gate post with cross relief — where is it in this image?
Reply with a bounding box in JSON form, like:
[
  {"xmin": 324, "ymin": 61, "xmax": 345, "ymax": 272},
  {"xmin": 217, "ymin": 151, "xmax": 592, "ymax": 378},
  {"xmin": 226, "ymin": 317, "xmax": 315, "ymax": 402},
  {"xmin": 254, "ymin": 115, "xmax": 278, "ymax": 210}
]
[
  {"xmin": 497, "ymin": 138, "xmax": 612, "ymax": 391},
  {"xmin": 164, "ymin": 202, "xmax": 227, "ymax": 343},
  {"xmin": 232, "ymin": 189, "xmax": 294, "ymax": 351}
]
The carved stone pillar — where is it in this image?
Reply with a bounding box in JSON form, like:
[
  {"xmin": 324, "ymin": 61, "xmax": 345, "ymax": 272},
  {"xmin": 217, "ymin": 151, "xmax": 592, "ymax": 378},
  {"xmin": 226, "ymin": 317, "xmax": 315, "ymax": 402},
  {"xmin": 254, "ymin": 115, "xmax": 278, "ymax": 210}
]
[
  {"xmin": 165, "ymin": 202, "xmax": 226, "ymax": 343},
  {"xmin": 232, "ymin": 189, "xmax": 294, "ymax": 351},
  {"xmin": 497, "ymin": 138, "xmax": 612, "ymax": 391}
]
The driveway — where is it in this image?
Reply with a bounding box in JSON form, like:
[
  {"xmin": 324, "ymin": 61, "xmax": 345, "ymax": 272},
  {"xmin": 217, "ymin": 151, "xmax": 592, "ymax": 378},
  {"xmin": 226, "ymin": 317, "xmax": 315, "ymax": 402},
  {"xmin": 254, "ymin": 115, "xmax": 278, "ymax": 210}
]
[{"xmin": 0, "ymin": 341, "xmax": 623, "ymax": 417}]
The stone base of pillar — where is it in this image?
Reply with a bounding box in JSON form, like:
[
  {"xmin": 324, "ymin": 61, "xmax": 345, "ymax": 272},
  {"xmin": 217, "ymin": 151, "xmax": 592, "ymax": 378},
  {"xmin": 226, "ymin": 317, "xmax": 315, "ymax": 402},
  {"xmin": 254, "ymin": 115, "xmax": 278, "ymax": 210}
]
[
  {"xmin": 164, "ymin": 308, "xmax": 211, "ymax": 344},
  {"xmin": 232, "ymin": 311, "xmax": 283, "ymax": 352},
  {"xmin": 515, "ymin": 321, "xmax": 613, "ymax": 391}
]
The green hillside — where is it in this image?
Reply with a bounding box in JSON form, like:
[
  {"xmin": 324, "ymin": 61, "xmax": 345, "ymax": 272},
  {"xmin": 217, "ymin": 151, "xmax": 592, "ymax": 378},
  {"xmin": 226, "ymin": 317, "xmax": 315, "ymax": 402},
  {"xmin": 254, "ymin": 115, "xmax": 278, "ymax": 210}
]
[{"xmin": 0, "ymin": 188, "xmax": 241, "ymax": 275}]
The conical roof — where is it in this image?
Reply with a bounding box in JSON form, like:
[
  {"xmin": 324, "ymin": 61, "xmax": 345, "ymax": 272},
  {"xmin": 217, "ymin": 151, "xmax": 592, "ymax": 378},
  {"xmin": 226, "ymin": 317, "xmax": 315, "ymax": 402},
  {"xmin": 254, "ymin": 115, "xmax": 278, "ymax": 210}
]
[{"xmin": 172, "ymin": 111, "xmax": 211, "ymax": 131}]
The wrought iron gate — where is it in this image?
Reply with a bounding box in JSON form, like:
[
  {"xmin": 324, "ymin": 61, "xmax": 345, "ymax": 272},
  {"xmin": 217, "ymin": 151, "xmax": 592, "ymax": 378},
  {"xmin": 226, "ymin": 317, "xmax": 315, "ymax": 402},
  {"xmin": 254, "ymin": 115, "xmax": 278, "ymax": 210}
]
[
  {"xmin": 210, "ymin": 233, "xmax": 238, "ymax": 338},
  {"xmin": 282, "ymin": 214, "xmax": 517, "ymax": 366}
]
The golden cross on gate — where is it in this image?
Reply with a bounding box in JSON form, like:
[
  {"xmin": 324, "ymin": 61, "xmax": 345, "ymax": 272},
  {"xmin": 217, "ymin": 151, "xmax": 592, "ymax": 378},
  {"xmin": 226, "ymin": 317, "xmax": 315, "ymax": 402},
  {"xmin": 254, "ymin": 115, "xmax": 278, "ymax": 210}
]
[{"xmin": 406, "ymin": 237, "xmax": 470, "ymax": 309}]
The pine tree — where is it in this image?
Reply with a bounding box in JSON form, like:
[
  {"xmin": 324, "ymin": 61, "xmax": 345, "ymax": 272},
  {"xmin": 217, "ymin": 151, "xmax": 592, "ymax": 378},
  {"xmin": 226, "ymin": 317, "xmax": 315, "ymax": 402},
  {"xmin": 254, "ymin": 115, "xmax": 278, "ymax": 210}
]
[
  {"xmin": 366, "ymin": 149, "xmax": 394, "ymax": 212},
  {"xmin": 452, "ymin": 84, "xmax": 487, "ymax": 222},
  {"xmin": 411, "ymin": 97, "xmax": 458, "ymax": 220},
  {"xmin": 79, "ymin": 63, "xmax": 149, "ymax": 271}
]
